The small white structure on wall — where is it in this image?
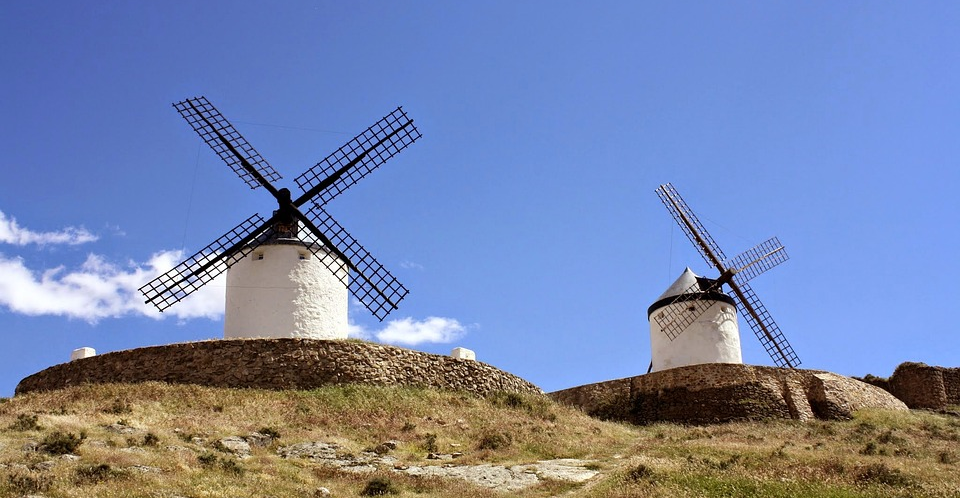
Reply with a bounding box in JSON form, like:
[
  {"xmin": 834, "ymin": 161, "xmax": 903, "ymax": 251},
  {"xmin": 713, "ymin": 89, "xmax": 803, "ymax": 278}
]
[
  {"xmin": 224, "ymin": 239, "xmax": 348, "ymax": 340},
  {"xmin": 451, "ymin": 347, "xmax": 476, "ymax": 361},
  {"xmin": 70, "ymin": 347, "xmax": 96, "ymax": 362},
  {"xmin": 647, "ymin": 268, "xmax": 742, "ymax": 372}
]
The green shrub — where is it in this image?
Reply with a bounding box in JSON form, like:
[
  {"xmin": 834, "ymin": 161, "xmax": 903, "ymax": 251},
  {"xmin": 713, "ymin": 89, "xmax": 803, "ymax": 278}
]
[
  {"xmin": 76, "ymin": 463, "xmax": 121, "ymax": 485},
  {"xmin": 626, "ymin": 464, "xmax": 654, "ymax": 482},
  {"xmin": 360, "ymin": 476, "xmax": 399, "ymax": 496},
  {"xmin": 856, "ymin": 463, "xmax": 913, "ymax": 487},
  {"xmin": 257, "ymin": 427, "xmax": 281, "ymax": 439},
  {"xmin": 8, "ymin": 413, "xmax": 41, "ymax": 431},
  {"xmin": 478, "ymin": 432, "xmax": 512, "ymax": 450},
  {"xmin": 40, "ymin": 430, "xmax": 86, "ymax": 455}
]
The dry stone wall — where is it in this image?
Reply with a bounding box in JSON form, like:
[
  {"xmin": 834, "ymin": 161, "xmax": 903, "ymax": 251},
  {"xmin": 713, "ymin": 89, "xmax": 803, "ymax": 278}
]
[
  {"xmin": 549, "ymin": 363, "xmax": 906, "ymax": 424},
  {"xmin": 16, "ymin": 339, "xmax": 542, "ymax": 397},
  {"xmin": 883, "ymin": 362, "xmax": 960, "ymax": 410}
]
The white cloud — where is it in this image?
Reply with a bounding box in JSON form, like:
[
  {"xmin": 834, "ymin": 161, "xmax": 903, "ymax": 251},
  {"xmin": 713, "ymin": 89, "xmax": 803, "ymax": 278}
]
[
  {"xmin": 0, "ymin": 250, "xmax": 224, "ymax": 324},
  {"xmin": 399, "ymin": 260, "xmax": 424, "ymax": 270},
  {"xmin": 351, "ymin": 316, "xmax": 467, "ymax": 346},
  {"xmin": 0, "ymin": 211, "xmax": 98, "ymax": 246}
]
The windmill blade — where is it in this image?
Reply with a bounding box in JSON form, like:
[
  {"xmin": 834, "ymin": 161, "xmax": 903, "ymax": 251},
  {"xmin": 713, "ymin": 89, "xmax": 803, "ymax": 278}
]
[
  {"xmin": 656, "ymin": 183, "xmax": 728, "ymax": 270},
  {"xmin": 174, "ymin": 96, "xmax": 282, "ymax": 190},
  {"xmin": 652, "ymin": 280, "xmax": 720, "ymax": 340},
  {"xmin": 139, "ymin": 214, "xmax": 268, "ymax": 311},
  {"xmin": 293, "ymin": 107, "xmax": 420, "ymax": 207},
  {"xmin": 301, "ymin": 204, "xmax": 408, "ymax": 321},
  {"xmin": 723, "ymin": 236, "xmax": 789, "ymax": 286},
  {"xmin": 727, "ymin": 281, "xmax": 801, "ymax": 368}
]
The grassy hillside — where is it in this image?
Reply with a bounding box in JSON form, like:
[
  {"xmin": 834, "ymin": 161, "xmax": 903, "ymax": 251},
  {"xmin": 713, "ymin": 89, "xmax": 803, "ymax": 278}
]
[{"xmin": 0, "ymin": 383, "xmax": 957, "ymax": 497}]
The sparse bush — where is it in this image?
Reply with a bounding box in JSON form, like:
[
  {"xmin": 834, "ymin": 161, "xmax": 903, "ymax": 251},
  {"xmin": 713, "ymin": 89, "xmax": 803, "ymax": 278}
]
[
  {"xmin": 76, "ymin": 463, "xmax": 122, "ymax": 485},
  {"xmin": 197, "ymin": 452, "xmax": 244, "ymax": 475},
  {"xmin": 861, "ymin": 441, "xmax": 878, "ymax": 455},
  {"xmin": 104, "ymin": 399, "xmax": 131, "ymax": 415},
  {"xmin": 219, "ymin": 457, "xmax": 245, "ymax": 476},
  {"xmin": 257, "ymin": 427, "xmax": 281, "ymax": 439},
  {"xmin": 856, "ymin": 463, "xmax": 913, "ymax": 487},
  {"xmin": 940, "ymin": 451, "xmax": 957, "ymax": 464},
  {"xmin": 626, "ymin": 463, "xmax": 654, "ymax": 482},
  {"xmin": 422, "ymin": 433, "xmax": 438, "ymax": 453},
  {"xmin": 143, "ymin": 432, "xmax": 160, "ymax": 446},
  {"xmin": 360, "ymin": 476, "xmax": 399, "ymax": 496},
  {"xmin": 8, "ymin": 413, "xmax": 41, "ymax": 431},
  {"xmin": 40, "ymin": 430, "xmax": 86, "ymax": 455},
  {"xmin": 7, "ymin": 470, "xmax": 52, "ymax": 494},
  {"xmin": 401, "ymin": 421, "xmax": 417, "ymax": 432},
  {"xmin": 477, "ymin": 432, "xmax": 512, "ymax": 450}
]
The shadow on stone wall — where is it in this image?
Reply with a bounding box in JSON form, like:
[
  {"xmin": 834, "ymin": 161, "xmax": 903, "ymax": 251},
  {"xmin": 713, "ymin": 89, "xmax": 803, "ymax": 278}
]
[
  {"xmin": 16, "ymin": 339, "xmax": 542, "ymax": 397},
  {"xmin": 549, "ymin": 363, "xmax": 907, "ymax": 424}
]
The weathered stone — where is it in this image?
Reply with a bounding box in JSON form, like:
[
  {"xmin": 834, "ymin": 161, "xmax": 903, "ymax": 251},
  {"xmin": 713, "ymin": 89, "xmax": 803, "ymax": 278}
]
[
  {"xmin": 550, "ymin": 363, "xmax": 907, "ymax": 425},
  {"xmin": 217, "ymin": 436, "xmax": 251, "ymax": 457},
  {"xmin": 15, "ymin": 339, "xmax": 542, "ymax": 398},
  {"xmin": 884, "ymin": 362, "xmax": 960, "ymax": 410}
]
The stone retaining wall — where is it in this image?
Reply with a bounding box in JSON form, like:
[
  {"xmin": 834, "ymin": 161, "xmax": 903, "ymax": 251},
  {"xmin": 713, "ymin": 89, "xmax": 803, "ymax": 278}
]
[
  {"xmin": 883, "ymin": 362, "xmax": 960, "ymax": 410},
  {"xmin": 549, "ymin": 363, "xmax": 906, "ymax": 424},
  {"xmin": 16, "ymin": 339, "xmax": 542, "ymax": 397}
]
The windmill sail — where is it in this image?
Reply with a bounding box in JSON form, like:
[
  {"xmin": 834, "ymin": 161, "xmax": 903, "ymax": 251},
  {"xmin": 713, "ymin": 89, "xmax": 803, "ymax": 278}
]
[{"xmin": 174, "ymin": 97, "xmax": 282, "ymax": 189}]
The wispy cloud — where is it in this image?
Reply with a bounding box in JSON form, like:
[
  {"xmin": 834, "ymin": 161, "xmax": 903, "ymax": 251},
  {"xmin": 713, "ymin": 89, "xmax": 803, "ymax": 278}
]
[
  {"xmin": 400, "ymin": 260, "xmax": 424, "ymax": 270},
  {"xmin": 350, "ymin": 316, "xmax": 467, "ymax": 346},
  {"xmin": 0, "ymin": 251, "xmax": 224, "ymax": 323},
  {"xmin": 0, "ymin": 211, "xmax": 98, "ymax": 246}
]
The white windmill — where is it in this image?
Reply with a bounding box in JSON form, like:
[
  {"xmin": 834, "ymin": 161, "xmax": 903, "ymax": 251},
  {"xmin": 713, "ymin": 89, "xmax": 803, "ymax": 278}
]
[
  {"xmin": 140, "ymin": 97, "xmax": 420, "ymax": 339},
  {"xmin": 648, "ymin": 183, "xmax": 799, "ymax": 372}
]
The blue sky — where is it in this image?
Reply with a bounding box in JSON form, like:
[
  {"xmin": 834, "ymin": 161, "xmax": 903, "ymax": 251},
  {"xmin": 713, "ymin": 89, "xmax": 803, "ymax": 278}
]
[{"xmin": 1, "ymin": 2, "xmax": 958, "ymax": 396}]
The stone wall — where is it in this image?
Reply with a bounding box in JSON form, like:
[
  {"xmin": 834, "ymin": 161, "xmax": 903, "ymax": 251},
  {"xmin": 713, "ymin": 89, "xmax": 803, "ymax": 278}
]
[
  {"xmin": 549, "ymin": 363, "xmax": 906, "ymax": 424},
  {"xmin": 882, "ymin": 362, "xmax": 960, "ymax": 410},
  {"xmin": 16, "ymin": 339, "xmax": 542, "ymax": 397}
]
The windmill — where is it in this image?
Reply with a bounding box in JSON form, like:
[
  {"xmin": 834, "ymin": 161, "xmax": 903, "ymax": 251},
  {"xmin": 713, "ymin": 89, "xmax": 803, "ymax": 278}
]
[
  {"xmin": 651, "ymin": 182, "xmax": 800, "ymax": 369},
  {"xmin": 139, "ymin": 97, "xmax": 420, "ymax": 336}
]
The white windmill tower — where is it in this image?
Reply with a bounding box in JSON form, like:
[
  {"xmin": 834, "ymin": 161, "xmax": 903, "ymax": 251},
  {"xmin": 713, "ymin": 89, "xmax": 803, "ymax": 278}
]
[
  {"xmin": 140, "ymin": 97, "xmax": 420, "ymax": 339},
  {"xmin": 649, "ymin": 183, "xmax": 800, "ymax": 372},
  {"xmin": 648, "ymin": 267, "xmax": 742, "ymax": 372}
]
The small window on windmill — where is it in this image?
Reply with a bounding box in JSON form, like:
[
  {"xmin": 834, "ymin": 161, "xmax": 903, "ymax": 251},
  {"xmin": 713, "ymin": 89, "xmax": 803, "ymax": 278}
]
[
  {"xmin": 298, "ymin": 252, "xmax": 308, "ymax": 260},
  {"xmin": 255, "ymin": 252, "xmax": 264, "ymax": 261}
]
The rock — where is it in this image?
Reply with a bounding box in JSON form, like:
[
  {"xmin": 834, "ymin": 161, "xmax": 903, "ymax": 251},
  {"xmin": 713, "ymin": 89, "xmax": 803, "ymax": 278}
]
[
  {"xmin": 104, "ymin": 423, "xmax": 139, "ymax": 434},
  {"xmin": 127, "ymin": 465, "xmax": 161, "ymax": 473},
  {"xmin": 216, "ymin": 437, "xmax": 251, "ymax": 458},
  {"xmin": 245, "ymin": 432, "xmax": 276, "ymax": 448},
  {"xmin": 60, "ymin": 454, "xmax": 80, "ymax": 461},
  {"xmin": 21, "ymin": 441, "xmax": 39, "ymax": 452},
  {"xmin": 314, "ymin": 488, "xmax": 331, "ymax": 497},
  {"xmin": 278, "ymin": 441, "xmax": 341, "ymax": 460},
  {"xmin": 373, "ymin": 441, "xmax": 398, "ymax": 455},
  {"xmin": 33, "ymin": 460, "xmax": 56, "ymax": 471},
  {"xmin": 525, "ymin": 459, "xmax": 599, "ymax": 482}
]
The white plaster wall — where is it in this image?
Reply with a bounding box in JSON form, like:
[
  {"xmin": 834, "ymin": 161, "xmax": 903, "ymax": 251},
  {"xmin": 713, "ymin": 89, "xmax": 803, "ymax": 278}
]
[
  {"xmin": 224, "ymin": 243, "xmax": 348, "ymax": 339},
  {"xmin": 650, "ymin": 300, "xmax": 742, "ymax": 372}
]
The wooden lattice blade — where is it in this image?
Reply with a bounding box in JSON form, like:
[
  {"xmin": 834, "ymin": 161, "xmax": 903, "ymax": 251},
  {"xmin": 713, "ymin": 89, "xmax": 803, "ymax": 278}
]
[
  {"xmin": 724, "ymin": 236, "xmax": 789, "ymax": 286},
  {"xmin": 301, "ymin": 203, "xmax": 408, "ymax": 321},
  {"xmin": 293, "ymin": 107, "xmax": 420, "ymax": 207},
  {"xmin": 655, "ymin": 183, "xmax": 728, "ymax": 271},
  {"xmin": 139, "ymin": 214, "xmax": 268, "ymax": 312},
  {"xmin": 174, "ymin": 96, "xmax": 282, "ymax": 190},
  {"xmin": 727, "ymin": 281, "xmax": 801, "ymax": 368}
]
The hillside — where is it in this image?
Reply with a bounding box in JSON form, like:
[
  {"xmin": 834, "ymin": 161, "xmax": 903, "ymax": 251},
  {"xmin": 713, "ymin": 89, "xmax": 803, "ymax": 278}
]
[{"xmin": 0, "ymin": 383, "xmax": 958, "ymax": 497}]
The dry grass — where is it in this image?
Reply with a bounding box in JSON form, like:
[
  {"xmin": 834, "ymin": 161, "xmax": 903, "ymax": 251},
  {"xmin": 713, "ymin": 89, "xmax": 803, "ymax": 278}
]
[{"xmin": 0, "ymin": 383, "xmax": 957, "ymax": 497}]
